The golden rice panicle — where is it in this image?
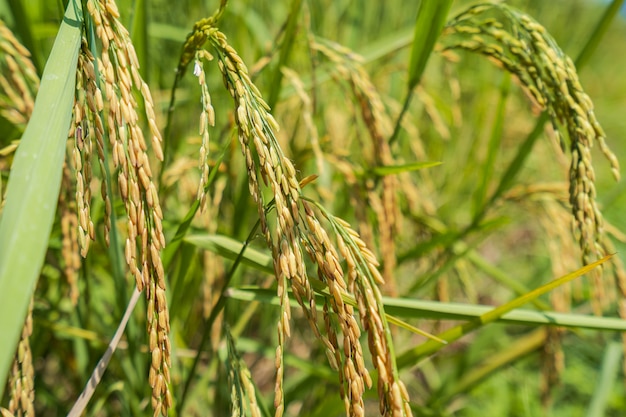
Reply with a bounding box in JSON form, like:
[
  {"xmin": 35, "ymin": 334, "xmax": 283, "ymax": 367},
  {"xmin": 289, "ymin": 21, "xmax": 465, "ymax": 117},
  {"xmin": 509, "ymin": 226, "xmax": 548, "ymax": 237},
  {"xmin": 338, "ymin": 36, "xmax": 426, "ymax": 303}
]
[
  {"xmin": 189, "ymin": 17, "xmax": 412, "ymax": 415},
  {"xmin": 86, "ymin": 1, "xmax": 171, "ymax": 415},
  {"xmin": 281, "ymin": 67, "xmax": 324, "ymax": 174},
  {"xmin": 193, "ymin": 49, "xmax": 216, "ymax": 209},
  {"xmin": 312, "ymin": 39, "xmax": 399, "ymax": 296},
  {"xmin": 301, "ymin": 202, "xmax": 371, "ymax": 416},
  {"xmin": 73, "ymin": 42, "xmax": 99, "ymax": 257},
  {"xmin": 60, "ymin": 163, "xmax": 81, "ymax": 304},
  {"xmin": 4, "ymin": 300, "xmax": 35, "ymax": 417},
  {"xmin": 441, "ymin": 3, "xmax": 621, "ymax": 313},
  {"xmin": 325, "ymin": 210, "xmax": 412, "ymax": 417},
  {"xmin": 200, "ymin": 28, "xmax": 306, "ymax": 416},
  {"xmin": 197, "ymin": 25, "xmax": 370, "ymax": 415},
  {"xmin": 0, "ymin": 19, "xmax": 39, "ymax": 129}
]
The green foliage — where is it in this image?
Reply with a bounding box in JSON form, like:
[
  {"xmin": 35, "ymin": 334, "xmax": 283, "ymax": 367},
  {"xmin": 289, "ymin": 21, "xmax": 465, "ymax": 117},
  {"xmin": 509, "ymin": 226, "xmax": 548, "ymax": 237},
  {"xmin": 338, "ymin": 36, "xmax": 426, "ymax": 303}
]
[{"xmin": 0, "ymin": 0, "xmax": 82, "ymax": 395}]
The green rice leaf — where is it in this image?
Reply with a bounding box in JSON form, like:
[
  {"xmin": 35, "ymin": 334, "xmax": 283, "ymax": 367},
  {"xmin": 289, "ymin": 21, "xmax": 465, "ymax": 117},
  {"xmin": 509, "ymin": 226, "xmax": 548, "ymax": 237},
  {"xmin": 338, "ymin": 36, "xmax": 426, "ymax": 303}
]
[
  {"xmin": 407, "ymin": 0, "xmax": 454, "ymax": 90},
  {"xmin": 396, "ymin": 254, "xmax": 612, "ymax": 367},
  {"xmin": 184, "ymin": 234, "xmax": 274, "ymax": 274},
  {"xmin": 0, "ymin": 0, "xmax": 82, "ymax": 394}
]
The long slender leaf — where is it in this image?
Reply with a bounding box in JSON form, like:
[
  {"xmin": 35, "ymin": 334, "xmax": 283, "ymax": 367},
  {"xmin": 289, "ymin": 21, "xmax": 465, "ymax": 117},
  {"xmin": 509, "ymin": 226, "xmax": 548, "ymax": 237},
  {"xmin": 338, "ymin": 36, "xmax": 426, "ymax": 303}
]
[
  {"xmin": 396, "ymin": 255, "xmax": 612, "ymax": 367},
  {"xmin": 184, "ymin": 234, "xmax": 273, "ymax": 274},
  {"xmin": 586, "ymin": 341, "xmax": 623, "ymax": 417},
  {"xmin": 389, "ymin": 0, "xmax": 454, "ymax": 145},
  {"xmin": 0, "ymin": 0, "xmax": 82, "ymax": 395},
  {"xmin": 227, "ymin": 281, "xmax": 626, "ymax": 332},
  {"xmin": 407, "ymin": 0, "xmax": 454, "ymax": 91}
]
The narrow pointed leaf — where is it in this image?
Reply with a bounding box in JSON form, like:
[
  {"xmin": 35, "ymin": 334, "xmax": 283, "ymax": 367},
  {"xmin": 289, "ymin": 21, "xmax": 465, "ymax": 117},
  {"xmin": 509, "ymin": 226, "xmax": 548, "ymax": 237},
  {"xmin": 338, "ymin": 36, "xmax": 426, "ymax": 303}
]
[
  {"xmin": 184, "ymin": 234, "xmax": 274, "ymax": 274},
  {"xmin": 0, "ymin": 0, "xmax": 82, "ymax": 394},
  {"xmin": 397, "ymin": 255, "xmax": 612, "ymax": 367},
  {"xmin": 407, "ymin": 0, "xmax": 454, "ymax": 90}
]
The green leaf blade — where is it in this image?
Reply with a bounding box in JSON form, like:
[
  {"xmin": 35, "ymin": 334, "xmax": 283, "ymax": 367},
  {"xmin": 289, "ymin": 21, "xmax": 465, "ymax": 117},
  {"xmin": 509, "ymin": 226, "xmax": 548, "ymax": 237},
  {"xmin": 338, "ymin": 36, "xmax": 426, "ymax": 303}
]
[{"xmin": 0, "ymin": 0, "xmax": 83, "ymax": 395}]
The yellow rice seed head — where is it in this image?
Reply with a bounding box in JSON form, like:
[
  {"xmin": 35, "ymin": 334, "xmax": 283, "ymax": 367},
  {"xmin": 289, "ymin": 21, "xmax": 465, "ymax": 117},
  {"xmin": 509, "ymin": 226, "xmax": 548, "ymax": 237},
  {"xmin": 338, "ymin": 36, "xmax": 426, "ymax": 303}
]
[
  {"xmin": 151, "ymin": 401, "xmax": 161, "ymax": 417},
  {"xmin": 126, "ymin": 139, "xmax": 139, "ymax": 167},
  {"xmin": 86, "ymin": 219, "xmax": 95, "ymax": 240},
  {"xmin": 154, "ymin": 257, "xmax": 165, "ymax": 283},
  {"xmin": 278, "ymin": 253, "xmax": 289, "ymax": 279},
  {"xmin": 75, "ymin": 165, "xmax": 86, "ymax": 192},
  {"xmin": 146, "ymin": 293, "xmax": 156, "ymax": 323},
  {"xmin": 283, "ymin": 311, "xmax": 291, "ymax": 337},
  {"xmin": 137, "ymin": 167, "xmax": 150, "ymax": 190},
  {"xmin": 158, "ymin": 309, "xmax": 168, "ymax": 331},
  {"xmin": 124, "ymin": 237, "xmax": 134, "ymax": 264},
  {"xmin": 139, "ymin": 80, "xmax": 153, "ymax": 105},
  {"xmin": 154, "ymin": 199, "xmax": 164, "ymax": 221},
  {"xmin": 236, "ymin": 103, "xmax": 247, "ymax": 125},
  {"xmin": 274, "ymin": 345, "xmax": 283, "ymax": 371},
  {"xmin": 151, "ymin": 347, "xmax": 162, "ymax": 370},
  {"xmin": 153, "ymin": 374, "xmax": 164, "ymax": 401},
  {"xmin": 287, "ymin": 249, "xmax": 297, "ymax": 278},
  {"xmin": 128, "ymin": 201, "xmax": 138, "ymax": 227},
  {"xmin": 150, "ymin": 243, "xmax": 161, "ymax": 269},
  {"xmin": 265, "ymin": 113, "xmax": 280, "ymax": 133},
  {"xmin": 234, "ymin": 78, "xmax": 245, "ymax": 97},
  {"xmin": 156, "ymin": 287, "xmax": 167, "ymax": 312},
  {"xmin": 104, "ymin": 0, "xmax": 120, "ymax": 18},
  {"xmin": 151, "ymin": 136, "xmax": 164, "ymax": 161},
  {"xmin": 199, "ymin": 112, "xmax": 207, "ymax": 136},
  {"xmin": 126, "ymin": 40, "xmax": 140, "ymax": 71},
  {"xmin": 350, "ymin": 379, "xmax": 362, "ymax": 403},
  {"xmin": 118, "ymin": 173, "xmax": 128, "ymax": 201},
  {"xmin": 391, "ymin": 382, "xmax": 404, "ymax": 415},
  {"xmin": 148, "ymin": 118, "xmax": 160, "ymax": 141},
  {"xmin": 141, "ymin": 260, "xmax": 151, "ymax": 289},
  {"xmin": 330, "ymin": 284, "xmax": 343, "ymax": 308},
  {"xmin": 144, "ymin": 159, "xmax": 156, "ymax": 185}
]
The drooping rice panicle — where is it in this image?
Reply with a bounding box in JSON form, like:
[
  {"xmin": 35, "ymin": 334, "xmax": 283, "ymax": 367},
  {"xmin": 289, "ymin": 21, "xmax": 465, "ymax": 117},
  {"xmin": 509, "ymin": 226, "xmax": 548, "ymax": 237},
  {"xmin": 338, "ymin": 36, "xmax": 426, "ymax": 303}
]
[
  {"xmin": 85, "ymin": 1, "xmax": 171, "ymax": 414},
  {"xmin": 3, "ymin": 300, "xmax": 34, "ymax": 417},
  {"xmin": 440, "ymin": 3, "xmax": 621, "ymax": 314},
  {"xmin": 72, "ymin": 41, "xmax": 98, "ymax": 257},
  {"xmin": 281, "ymin": 67, "xmax": 324, "ymax": 174},
  {"xmin": 311, "ymin": 201, "xmax": 412, "ymax": 416},
  {"xmin": 192, "ymin": 49, "xmax": 216, "ymax": 209},
  {"xmin": 311, "ymin": 38, "xmax": 400, "ymax": 296},
  {"xmin": 60, "ymin": 163, "xmax": 81, "ymax": 304},
  {"xmin": 179, "ymin": 16, "xmax": 414, "ymax": 414}
]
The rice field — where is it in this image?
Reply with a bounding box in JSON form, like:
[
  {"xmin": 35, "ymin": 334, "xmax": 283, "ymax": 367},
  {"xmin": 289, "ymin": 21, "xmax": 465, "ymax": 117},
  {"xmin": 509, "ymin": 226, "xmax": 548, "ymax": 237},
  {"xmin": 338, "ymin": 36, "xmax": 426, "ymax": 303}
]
[{"xmin": 1, "ymin": 1, "xmax": 626, "ymax": 416}]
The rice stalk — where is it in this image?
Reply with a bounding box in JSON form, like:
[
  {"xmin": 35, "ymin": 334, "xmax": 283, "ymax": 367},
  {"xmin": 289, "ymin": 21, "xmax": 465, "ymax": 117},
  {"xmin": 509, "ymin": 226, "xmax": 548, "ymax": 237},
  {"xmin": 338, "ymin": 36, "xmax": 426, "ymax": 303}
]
[
  {"xmin": 83, "ymin": 1, "xmax": 171, "ymax": 414},
  {"xmin": 439, "ymin": 3, "xmax": 621, "ymax": 315}
]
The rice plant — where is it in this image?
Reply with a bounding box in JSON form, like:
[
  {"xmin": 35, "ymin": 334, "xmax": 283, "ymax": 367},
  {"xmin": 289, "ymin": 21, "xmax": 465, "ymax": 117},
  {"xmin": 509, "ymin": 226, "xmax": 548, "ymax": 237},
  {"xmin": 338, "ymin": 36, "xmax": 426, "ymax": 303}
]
[{"xmin": 1, "ymin": 0, "xmax": 626, "ymax": 416}]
